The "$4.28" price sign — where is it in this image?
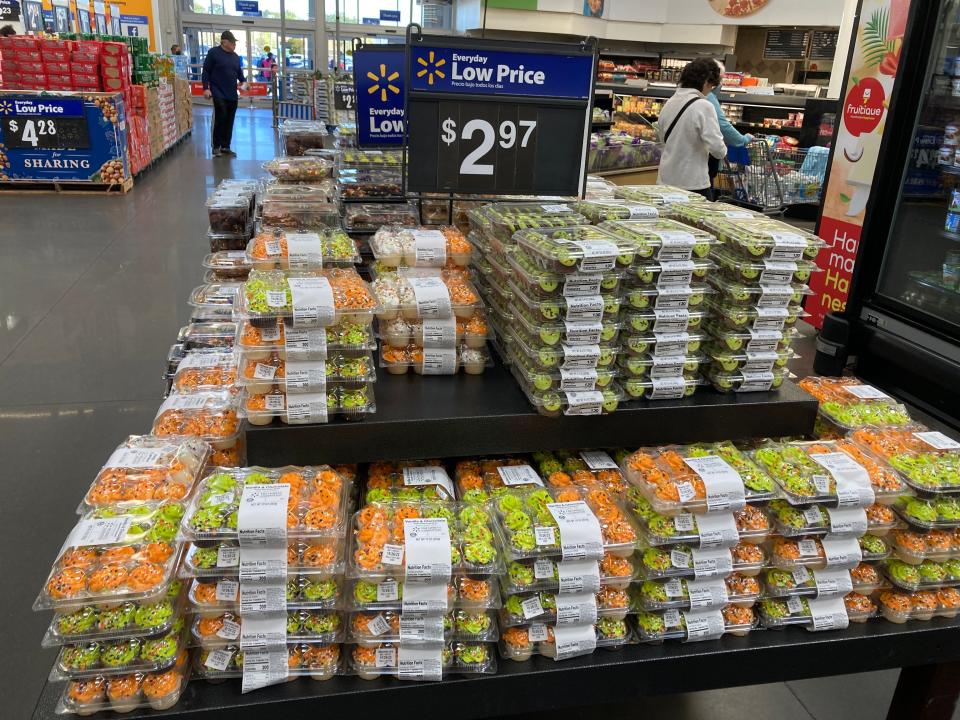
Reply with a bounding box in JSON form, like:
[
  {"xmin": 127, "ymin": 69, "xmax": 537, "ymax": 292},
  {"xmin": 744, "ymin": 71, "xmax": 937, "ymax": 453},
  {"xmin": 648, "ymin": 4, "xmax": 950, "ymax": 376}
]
[{"xmin": 3, "ymin": 116, "xmax": 91, "ymax": 150}]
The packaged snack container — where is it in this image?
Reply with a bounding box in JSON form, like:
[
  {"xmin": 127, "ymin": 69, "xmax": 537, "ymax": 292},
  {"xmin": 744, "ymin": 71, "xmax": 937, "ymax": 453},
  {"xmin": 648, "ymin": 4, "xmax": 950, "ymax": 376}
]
[
  {"xmin": 279, "ymin": 121, "xmax": 331, "ymax": 155},
  {"xmin": 237, "ymin": 268, "xmax": 379, "ymax": 328},
  {"xmin": 620, "ymin": 375, "xmax": 703, "ymax": 400},
  {"xmin": 665, "ymin": 201, "xmax": 761, "ymax": 227},
  {"xmin": 36, "ymin": 503, "xmax": 186, "ymax": 611},
  {"xmin": 80, "ymin": 436, "xmax": 210, "ymax": 513},
  {"xmin": 710, "ymin": 244, "xmax": 820, "ymax": 286},
  {"xmin": 511, "ymin": 225, "xmax": 636, "ymax": 275},
  {"xmin": 629, "ymin": 258, "xmax": 715, "ymax": 287},
  {"xmin": 171, "ymin": 351, "xmax": 238, "ymax": 394},
  {"xmin": 370, "ymin": 272, "xmax": 482, "ymax": 321},
  {"xmin": 707, "ymin": 274, "xmax": 812, "ymax": 308},
  {"xmin": 263, "ymin": 181, "xmax": 337, "ymax": 203},
  {"xmin": 337, "ymin": 170, "xmax": 404, "ymax": 199},
  {"xmin": 179, "ymin": 466, "xmax": 351, "ymax": 542},
  {"xmin": 631, "ymin": 573, "xmax": 761, "ymax": 612},
  {"xmin": 882, "ymin": 558, "xmax": 960, "ymax": 592},
  {"xmin": 702, "ymin": 217, "xmax": 825, "ymax": 261},
  {"xmin": 379, "ymin": 343, "xmax": 490, "ymax": 375},
  {"xmin": 43, "ymin": 583, "xmax": 185, "ymax": 648},
  {"xmin": 188, "ymin": 282, "xmax": 241, "ymax": 310},
  {"xmin": 345, "ymin": 577, "xmax": 501, "ymax": 612},
  {"xmin": 237, "ymin": 351, "xmax": 376, "ymax": 394},
  {"xmin": 762, "ymin": 564, "xmax": 888, "ymax": 598},
  {"xmin": 751, "ymin": 439, "xmax": 907, "ymax": 506},
  {"xmin": 343, "ymin": 202, "xmax": 419, "ymax": 232},
  {"xmin": 453, "ymin": 457, "xmax": 544, "ymax": 504},
  {"xmin": 706, "ymin": 297, "xmax": 808, "ymax": 332},
  {"xmin": 617, "ymin": 308, "xmax": 706, "ymax": 336},
  {"xmin": 202, "ymin": 251, "xmax": 252, "ymax": 279},
  {"xmin": 704, "ymin": 321, "xmax": 798, "ymax": 353},
  {"xmin": 338, "ymin": 148, "xmax": 403, "ymax": 167},
  {"xmin": 569, "ymin": 199, "xmax": 660, "ymax": 223},
  {"xmin": 534, "ymin": 450, "xmax": 629, "ymax": 496},
  {"xmin": 637, "ymin": 542, "xmax": 766, "ymax": 580},
  {"xmin": 503, "ymin": 619, "xmax": 631, "ymax": 661},
  {"xmin": 263, "ymin": 156, "xmax": 334, "ymax": 181},
  {"xmin": 370, "ymin": 225, "xmax": 473, "ymax": 268},
  {"xmin": 470, "ymin": 203, "xmax": 590, "ymax": 245},
  {"xmin": 59, "ymin": 661, "xmax": 188, "ymax": 715},
  {"xmin": 613, "ymin": 184, "xmax": 704, "ymax": 207},
  {"xmin": 505, "ymin": 246, "xmax": 625, "ymax": 301},
  {"xmin": 378, "ymin": 311, "xmax": 490, "ymax": 350},
  {"xmin": 208, "ymin": 228, "xmax": 250, "ymax": 253},
  {"xmin": 151, "ymin": 392, "xmax": 241, "ymax": 449},
  {"xmin": 620, "ymin": 283, "xmax": 712, "ymax": 313},
  {"xmin": 632, "ymin": 605, "xmax": 757, "ymax": 642},
  {"xmin": 238, "ymin": 318, "xmax": 377, "ymax": 361},
  {"xmin": 504, "ymin": 290, "xmax": 622, "ymax": 348},
  {"xmin": 206, "ymin": 194, "xmax": 250, "ymax": 234},
  {"xmin": 758, "ymin": 596, "xmax": 874, "ymax": 629},
  {"xmin": 851, "ymin": 424, "xmax": 960, "ymax": 494},
  {"xmin": 247, "ymin": 228, "xmax": 361, "ymax": 269},
  {"xmin": 507, "ymin": 277, "xmax": 621, "ymax": 324},
  {"xmin": 260, "ymin": 200, "xmax": 340, "ymax": 231},
  {"xmin": 620, "ymin": 441, "xmax": 777, "ymax": 516},
  {"xmin": 598, "ymin": 219, "xmax": 718, "ymax": 262},
  {"xmin": 241, "ymin": 384, "xmax": 376, "ymax": 424},
  {"xmin": 878, "ymin": 588, "xmax": 960, "ymax": 623},
  {"xmin": 191, "ymin": 610, "xmax": 343, "ymax": 648},
  {"xmin": 181, "ymin": 538, "xmax": 343, "ymax": 578},
  {"xmin": 702, "ymin": 342, "xmax": 794, "ymax": 373},
  {"xmin": 893, "ymin": 495, "xmax": 960, "ymax": 530},
  {"xmin": 347, "ymin": 501, "xmax": 503, "ymax": 580},
  {"xmin": 799, "ymin": 378, "xmax": 912, "ymax": 432},
  {"xmin": 344, "ymin": 641, "xmax": 496, "ymax": 679},
  {"xmin": 767, "ymin": 499, "xmax": 899, "ymax": 538},
  {"xmin": 362, "ymin": 460, "xmax": 456, "ymax": 503},
  {"xmin": 187, "ymin": 575, "xmax": 343, "ymax": 614},
  {"xmin": 346, "ymin": 609, "xmax": 498, "ymax": 646},
  {"xmin": 510, "ymin": 365, "xmax": 625, "ymax": 417},
  {"xmin": 501, "ymin": 553, "xmax": 636, "ymax": 595},
  {"xmin": 177, "ymin": 322, "xmax": 238, "ymax": 350},
  {"xmin": 194, "ymin": 643, "xmax": 342, "ymax": 681},
  {"xmin": 506, "ymin": 343, "xmax": 619, "ymax": 392},
  {"xmin": 768, "ymin": 534, "xmax": 889, "ymax": 571},
  {"xmin": 706, "ymin": 366, "xmax": 790, "ymax": 393},
  {"xmin": 53, "ymin": 624, "xmax": 188, "ymax": 680},
  {"xmin": 635, "ymin": 505, "xmax": 772, "ymax": 547},
  {"xmin": 621, "ymin": 331, "xmax": 706, "ymax": 358}
]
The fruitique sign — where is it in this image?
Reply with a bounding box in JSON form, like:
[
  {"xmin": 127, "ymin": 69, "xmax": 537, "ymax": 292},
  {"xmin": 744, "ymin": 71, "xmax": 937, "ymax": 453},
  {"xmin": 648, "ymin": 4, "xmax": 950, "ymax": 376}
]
[
  {"xmin": 809, "ymin": 0, "xmax": 914, "ymax": 327},
  {"xmin": 405, "ymin": 37, "xmax": 596, "ymax": 196},
  {"xmin": 354, "ymin": 45, "xmax": 405, "ymax": 146}
]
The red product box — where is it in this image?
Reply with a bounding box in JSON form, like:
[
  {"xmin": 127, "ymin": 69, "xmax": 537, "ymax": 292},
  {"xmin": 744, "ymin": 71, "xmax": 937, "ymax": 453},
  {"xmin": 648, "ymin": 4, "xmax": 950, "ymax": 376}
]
[
  {"xmin": 71, "ymin": 73, "xmax": 101, "ymax": 88},
  {"xmin": 100, "ymin": 53, "xmax": 122, "ymax": 68},
  {"xmin": 102, "ymin": 42, "xmax": 126, "ymax": 56},
  {"xmin": 47, "ymin": 72, "xmax": 72, "ymax": 84},
  {"xmin": 12, "ymin": 50, "xmax": 42, "ymax": 63},
  {"xmin": 101, "ymin": 65, "xmax": 123, "ymax": 80},
  {"xmin": 102, "ymin": 77, "xmax": 126, "ymax": 92},
  {"xmin": 73, "ymin": 41, "xmax": 102, "ymax": 56},
  {"xmin": 41, "ymin": 39, "xmax": 72, "ymax": 51},
  {"xmin": 0, "ymin": 74, "xmax": 22, "ymax": 88},
  {"xmin": 0, "ymin": 59, "xmax": 18, "ymax": 72},
  {"xmin": 0, "ymin": 36, "xmax": 16, "ymax": 50},
  {"xmin": 17, "ymin": 61, "xmax": 45, "ymax": 74},
  {"xmin": 10, "ymin": 36, "xmax": 41, "ymax": 50},
  {"xmin": 41, "ymin": 49, "xmax": 70, "ymax": 63},
  {"xmin": 72, "ymin": 51, "xmax": 100, "ymax": 64},
  {"xmin": 47, "ymin": 80, "xmax": 74, "ymax": 90},
  {"xmin": 43, "ymin": 61, "xmax": 71, "ymax": 74},
  {"xmin": 71, "ymin": 61, "xmax": 98, "ymax": 74}
]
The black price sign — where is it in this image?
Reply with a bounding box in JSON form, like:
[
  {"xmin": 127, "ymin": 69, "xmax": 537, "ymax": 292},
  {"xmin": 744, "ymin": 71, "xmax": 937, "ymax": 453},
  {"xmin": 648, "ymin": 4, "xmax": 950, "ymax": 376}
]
[
  {"xmin": 763, "ymin": 30, "xmax": 810, "ymax": 60},
  {"xmin": 810, "ymin": 30, "xmax": 839, "ymax": 61},
  {"xmin": 3, "ymin": 116, "xmax": 91, "ymax": 150},
  {"xmin": 0, "ymin": 0, "xmax": 21, "ymax": 22},
  {"xmin": 334, "ymin": 81, "xmax": 355, "ymax": 111},
  {"xmin": 404, "ymin": 33, "xmax": 596, "ymax": 196}
]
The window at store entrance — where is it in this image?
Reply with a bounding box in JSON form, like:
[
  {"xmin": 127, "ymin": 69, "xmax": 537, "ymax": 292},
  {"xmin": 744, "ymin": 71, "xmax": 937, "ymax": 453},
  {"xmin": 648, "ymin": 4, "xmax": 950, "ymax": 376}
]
[{"xmin": 184, "ymin": 0, "xmax": 313, "ymax": 21}]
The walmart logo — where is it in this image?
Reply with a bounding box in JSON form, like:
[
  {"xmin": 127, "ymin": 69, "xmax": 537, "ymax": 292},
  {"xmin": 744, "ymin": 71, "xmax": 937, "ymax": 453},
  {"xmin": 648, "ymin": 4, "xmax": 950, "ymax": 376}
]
[
  {"xmin": 416, "ymin": 50, "xmax": 446, "ymax": 86},
  {"xmin": 0, "ymin": 101, "xmax": 13, "ymax": 115},
  {"xmin": 366, "ymin": 63, "xmax": 401, "ymax": 102}
]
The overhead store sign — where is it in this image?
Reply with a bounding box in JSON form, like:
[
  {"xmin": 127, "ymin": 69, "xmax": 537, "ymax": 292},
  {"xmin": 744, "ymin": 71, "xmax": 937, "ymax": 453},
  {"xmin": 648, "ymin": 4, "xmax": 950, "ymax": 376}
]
[
  {"xmin": 405, "ymin": 32, "xmax": 596, "ymax": 196},
  {"xmin": 354, "ymin": 44, "xmax": 405, "ymax": 146}
]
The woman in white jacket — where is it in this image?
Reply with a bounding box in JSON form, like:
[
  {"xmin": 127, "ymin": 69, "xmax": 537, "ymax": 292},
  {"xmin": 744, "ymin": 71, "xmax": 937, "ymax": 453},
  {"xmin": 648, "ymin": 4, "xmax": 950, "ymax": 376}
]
[{"xmin": 656, "ymin": 58, "xmax": 728, "ymax": 199}]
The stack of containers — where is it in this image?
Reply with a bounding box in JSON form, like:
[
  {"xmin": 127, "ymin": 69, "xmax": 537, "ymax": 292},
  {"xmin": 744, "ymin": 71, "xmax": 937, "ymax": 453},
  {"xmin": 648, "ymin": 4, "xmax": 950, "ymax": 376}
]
[
  {"xmin": 40, "ymin": 38, "xmax": 73, "ymax": 90},
  {"xmin": 233, "ymin": 267, "xmax": 379, "ymax": 424},
  {"xmin": 279, "ymin": 120, "xmax": 332, "ymax": 156},
  {"xmin": 336, "ymin": 149, "xmax": 419, "ymax": 235},
  {"xmin": 797, "ymin": 376, "xmax": 914, "ymax": 439},
  {"xmin": 1, "ymin": 35, "xmax": 45, "ymax": 89},
  {"xmin": 207, "ymin": 179, "xmax": 258, "ymax": 253},
  {"xmin": 99, "ymin": 41, "xmax": 131, "ymax": 95},
  {"xmin": 157, "ymin": 78, "xmax": 178, "ymax": 150},
  {"xmin": 620, "ymin": 442, "xmax": 772, "ymax": 642},
  {"xmin": 261, "ymin": 156, "xmax": 340, "ymax": 232},
  {"xmin": 694, "ymin": 215, "xmax": 825, "ymax": 394},
  {"xmin": 33, "ymin": 436, "xmax": 210, "ymax": 715},
  {"xmin": 183, "ymin": 465, "xmax": 354, "ymax": 688},
  {"xmin": 151, "ymin": 390, "xmax": 244, "ymax": 468},
  {"xmin": 344, "ymin": 463, "xmax": 499, "ymax": 680},
  {"xmin": 850, "ymin": 423, "xmax": 960, "ymax": 625},
  {"xmin": 370, "ymin": 225, "xmax": 491, "ymax": 375},
  {"xmin": 475, "ymin": 457, "xmax": 637, "ymax": 660},
  {"xmin": 751, "ymin": 439, "xmax": 906, "ymax": 630}
]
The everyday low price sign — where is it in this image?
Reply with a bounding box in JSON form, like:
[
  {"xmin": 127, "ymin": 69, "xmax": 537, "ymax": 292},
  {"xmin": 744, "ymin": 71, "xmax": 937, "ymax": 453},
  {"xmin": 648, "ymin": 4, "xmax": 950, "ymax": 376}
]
[{"xmin": 354, "ymin": 45, "xmax": 405, "ymax": 146}]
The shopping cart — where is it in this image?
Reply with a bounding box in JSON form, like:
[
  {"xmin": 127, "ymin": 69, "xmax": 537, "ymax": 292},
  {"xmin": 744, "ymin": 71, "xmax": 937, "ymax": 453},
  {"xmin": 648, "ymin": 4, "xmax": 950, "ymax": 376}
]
[
  {"xmin": 716, "ymin": 139, "xmax": 784, "ymax": 212},
  {"xmin": 772, "ymin": 145, "xmax": 829, "ymax": 206}
]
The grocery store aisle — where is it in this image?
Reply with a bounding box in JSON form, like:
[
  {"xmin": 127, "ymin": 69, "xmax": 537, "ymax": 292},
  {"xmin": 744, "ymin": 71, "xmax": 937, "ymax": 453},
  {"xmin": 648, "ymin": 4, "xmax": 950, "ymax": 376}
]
[{"xmin": 0, "ymin": 106, "xmax": 280, "ymax": 719}]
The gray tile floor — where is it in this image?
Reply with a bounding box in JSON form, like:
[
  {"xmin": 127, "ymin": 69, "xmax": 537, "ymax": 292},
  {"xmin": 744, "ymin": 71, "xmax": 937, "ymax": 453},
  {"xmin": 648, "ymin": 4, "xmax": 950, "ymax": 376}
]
[{"xmin": 0, "ymin": 106, "xmax": 945, "ymax": 719}]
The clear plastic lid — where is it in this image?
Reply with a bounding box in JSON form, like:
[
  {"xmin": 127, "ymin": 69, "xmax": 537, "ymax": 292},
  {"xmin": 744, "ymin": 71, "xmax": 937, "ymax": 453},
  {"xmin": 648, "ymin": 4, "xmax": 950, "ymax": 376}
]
[
  {"xmin": 706, "ymin": 297, "xmax": 808, "ymax": 332},
  {"xmin": 35, "ymin": 503, "xmax": 186, "ymax": 611},
  {"xmin": 58, "ymin": 654, "xmax": 189, "ymax": 715},
  {"xmin": 181, "ymin": 538, "xmax": 343, "ymax": 578},
  {"xmin": 263, "ymin": 156, "xmax": 334, "ymax": 181},
  {"xmin": 343, "ymin": 202, "xmax": 420, "ymax": 231},
  {"xmin": 881, "ymin": 558, "xmax": 960, "ymax": 592},
  {"xmin": 43, "ymin": 583, "xmax": 185, "ymax": 648},
  {"xmin": 799, "ymin": 377, "xmax": 911, "ymax": 431},
  {"xmin": 512, "ymin": 225, "xmax": 637, "ymax": 275},
  {"xmin": 621, "ymin": 283, "xmax": 713, "ymax": 312},
  {"xmin": 202, "ymin": 251, "xmax": 252, "ymax": 278},
  {"xmin": 569, "ymin": 199, "xmax": 660, "ymax": 223},
  {"xmin": 370, "ymin": 225, "xmax": 472, "ymax": 268},
  {"xmin": 52, "ymin": 624, "xmax": 188, "ymax": 680},
  {"xmin": 751, "ymin": 439, "xmax": 908, "ymax": 506},
  {"xmin": 890, "ymin": 528, "xmax": 960, "ymax": 564},
  {"xmin": 616, "ymin": 353, "xmax": 706, "ymax": 379},
  {"xmin": 533, "ymin": 450, "xmax": 629, "ymax": 496},
  {"xmin": 362, "ymin": 460, "xmax": 456, "ymax": 504},
  {"xmin": 170, "ymin": 351, "xmax": 238, "ymax": 394},
  {"xmin": 490, "ymin": 485, "xmax": 638, "ymax": 562},
  {"xmin": 208, "ymin": 228, "xmax": 250, "ymax": 252},
  {"xmin": 347, "ymin": 610, "xmax": 499, "ymax": 645},
  {"xmin": 759, "ymin": 596, "xmax": 876, "ymax": 629},
  {"xmin": 185, "ymin": 576, "xmax": 343, "ymax": 613},
  {"xmin": 179, "ymin": 465, "xmax": 351, "ymax": 542},
  {"xmin": 263, "ymin": 181, "xmax": 337, "ymax": 203},
  {"xmin": 337, "ymin": 171, "xmax": 404, "ymax": 199},
  {"xmin": 177, "ymin": 322, "xmax": 238, "ymax": 350},
  {"xmin": 768, "ymin": 534, "xmax": 890, "ymax": 571},
  {"xmin": 241, "ymin": 384, "xmax": 376, "ymax": 424},
  {"xmin": 710, "ymin": 244, "xmax": 820, "ymax": 286},
  {"xmin": 237, "ymin": 268, "xmax": 379, "ymax": 327},
  {"xmin": 631, "ymin": 573, "xmax": 761, "ymax": 612},
  {"xmin": 370, "ymin": 272, "xmax": 482, "ymax": 321},
  {"xmin": 347, "ymin": 502, "xmax": 503, "ymax": 580},
  {"xmin": 499, "ymin": 589, "xmax": 631, "ymax": 628},
  {"xmin": 707, "ymin": 274, "xmax": 811, "ymax": 308},
  {"xmin": 260, "ymin": 200, "xmax": 341, "ymax": 231},
  {"xmin": 500, "ymin": 620, "xmax": 631, "ymax": 660},
  {"xmin": 620, "ymin": 441, "xmax": 778, "ymax": 516},
  {"xmin": 344, "ymin": 641, "xmax": 497, "ymax": 678},
  {"xmin": 700, "ymin": 217, "xmax": 826, "ymax": 261},
  {"xmin": 705, "ymin": 366, "xmax": 791, "ymax": 393},
  {"xmin": 238, "ymin": 318, "xmax": 376, "ymax": 354},
  {"xmin": 471, "ymin": 203, "xmax": 589, "ymax": 242},
  {"xmin": 345, "ymin": 577, "xmax": 502, "ymax": 612},
  {"xmin": 629, "ymin": 257, "xmax": 715, "ymax": 287},
  {"xmin": 380, "ymin": 343, "xmax": 490, "ymax": 376},
  {"xmin": 704, "ymin": 321, "xmax": 798, "ymax": 353},
  {"xmin": 194, "ymin": 643, "xmax": 342, "ymax": 680},
  {"xmin": 893, "ymin": 496, "xmax": 960, "ymax": 530},
  {"xmin": 665, "ymin": 201, "xmax": 761, "ymax": 225},
  {"xmin": 338, "ymin": 148, "xmax": 403, "ymax": 167},
  {"xmin": 378, "ymin": 311, "xmax": 490, "ymax": 350},
  {"xmin": 188, "ymin": 282, "xmax": 241, "ymax": 309},
  {"xmin": 507, "ymin": 277, "xmax": 621, "ymax": 324},
  {"xmin": 702, "ymin": 342, "xmax": 794, "ymax": 374},
  {"xmin": 877, "ymin": 588, "xmax": 960, "ymax": 623},
  {"xmin": 632, "ymin": 606, "xmax": 757, "ymax": 642},
  {"xmin": 762, "ymin": 564, "xmax": 888, "ymax": 598},
  {"xmin": 191, "ymin": 610, "xmax": 343, "ymax": 649},
  {"xmin": 598, "ymin": 219, "xmax": 717, "ymax": 261},
  {"xmin": 636, "ymin": 542, "xmax": 766, "ymax": 581},
  {"xmin": 453, "ymin": 458, "xmax": 544, "ymax": 504},
  {"xmin": 505, "ymin": 246, "xmax": 625, "ymax": 302},
  {"xmin": 621, "ymin": 375, "xmax": 704, "ymax": 400},
  {"xmin": 621, "ymin": 331, "xmax": 706, "ymax": 357},
  {"xmin": 636, "ymin": 505, "xmax": 772, "ymax": 548},
  {"xmin": 501, "ymin": 553, "xmax": 635, "ymax": 596},
  {"xmin": 613, "ymin": 184, "xmax": 704, "ymax": 206},
  {"xmin": 80, "ymin": 437, "xmax": 210, "ymax": 513},
  {"xmin": 505, "ymin": 341, "xmax": 619, "ymax": 393},
  {"xmin": 237, "ymin": 351, "xmax": 377, "ymax": 391},
  {"xmin": 502, "ymin": 322, "xmax": 620, "ymax": 371},
  {"xmin": 206, "ymin": 195, "xmax": 250, "ymax": 234},
  {"xmin": 767, "ymin": 499, "xmax": 900, "ymax": 538},
  {"xmin": 151, "ymin": 392, "xmax": 241, "ymax": 446},
  {"xmin": 850, "ymin": 425, "xmax": 960, "ymax": 494},
  {"xmin": 247, "ymin": 228, "xmax": 361, "ymax": 268}
]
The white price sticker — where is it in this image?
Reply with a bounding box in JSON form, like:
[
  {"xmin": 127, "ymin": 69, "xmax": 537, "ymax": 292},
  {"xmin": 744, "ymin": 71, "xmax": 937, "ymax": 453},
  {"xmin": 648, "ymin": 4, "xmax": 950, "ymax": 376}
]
[
  {"xmin": 664, "ymin": 578, "xmax": 685, "ymax": 597},
  {"xmin": 546, "ymin": 501, "xmax": 604, "ymax": 561},
  {"xmin": 695, "ymin": 512, "xmax": 740, "ymax": 549},
  {"xmin": 534, "ymin": 558, "xmax": 555, "ymax": 580},
  {"xmin": 288, "ymin": 276, "xmax": 335, "ymax": 328},
  {"xmin": 914, "ymin": 431, "xmax": 960, "ymax": 450},
  {"xmin": 810, "ymin": 452, "xmax": 875, "ymax": 507},
  {"xmin": 553, "ymin": 623, "xmax": 598, "ymax": 660},
  {"xmin": 650, "ymin": 229, "xmax": 696, "ymax": 262},
  {"xmin": 651, "ymin": 376, "xmax": 688, "ymax": 400},
  {"xmin": 657, "ymin": 260, "xmax": 696, "ymax": 287},
  {"xmin": 367, "ymin": 615, "xmax": 391, "ymax": 636},
  {"xmin": 217, "ymin": 545, "xmax": 240, "ymax": 568},
  {"xmin": 579, "ymin": 451, "xmax": 618, "ymax": 470},
  {"xmin": 561, "ymin": 343, "xmax": 601, "ymax": 369},
  {"xmin": 806, "ymin": 595, "xmax": 849, "ymax": 631},
  {"xmin": 204, "ymin": 649, "xmax": 233, "ymax": 671},
  {"xmin": 527, "ymin": 623, "xmax": 549, "ymax": 642},
  {"xmin": 556, "ymin": 559, "xmax": 601, "ymax": 595},
  {"xmin": 563, "ymin": 390, "xmax": 604, "ymax": 416},
  {"xmin": 841, "ymin": 384, "xmax": 891, "ymax": 400},
  {"xmin": 215, "ymin": 579, "xmax": 239, "ymax": 602},
  {"xmin": 671, "ymin": 549, "xmax": 692, "ymax": 569},
  {"xmin": 375, "ymin": 647, "xmax": 397, "ymax": 668},
  {"xmin": 653, "ymin": 308, "xmax": 691, "ymax": 334},
  {"xmin": 563, "ymin": 322, "xmax": 602, "ymax": 345},
  {"xmin": 573, "ymin": 239, "xmax": 618, "ymax": 273},
  {"xmin": 652, "ymin": 332, "xmax": 690, "ymax": 357},
  {"xmin": 826, "ymin": 507, "xmax": 868, "ymax": 536},
  {"xmin": 284, "ymin": 328, "xmax": 327, "ymax": 360},
  {"xmin": 682, "ymin": 455, "xmax": 746, "ymax": 512},
  {"xmin": 737, "ymin": 370, "xmax": 775, "ymax": 393},
  {"xmin": 259, "ymin": 326, "xmax": 282, "ymax": 343},
  {"xmin": 691, "ymin": 547, "xmax": 734, "ymax": 578},
  {"xmin": 767, "ymin": 232, "xmax": 808, "ymax": 261},
  {"xmin": 381, "ymin": 544, "xmax": 404, "ymax": 566},
  {"xmin": 562, "ymin": 273, "xmax": 603, "ymax": 297},
  {"xmin": 673, "ymin": 514, "xmax": 696, "ymax": 532},
  {"xmin": 402, "ymin": 466, "xmax": 455, "ymax": 499},
  {"xmin": 376, "ymin": 579, "xmax": 400, "ymax": 602},
  {"xmin": 421, "ymin": 347, "xmax": 458, "ymax": 375},
  {"xmin": 803, "ymin": 506, "xmax": 825, "ymax": 526},
  {"xmin": 497, "ymin": 465, "xmax": 543, "ymax": 487},
  {"xmin": 535, "ymin": 526, "xmax": 557, "ymax": 546},
  {"xmin": 650, "ymin": 354, "xmax": 686, "ymax": 379},
  {"xmin": 741, "ymin": 351, "xmax": 778, "ymax": 374},
  {"xmin": 746, "ymin": 328, "xmax": 782, "ymax": 352},
  {"xmin": 555, "ymin": 591, "xmax": 599, "ymax": 625},
  {"xmin": 753, "ymin": 306, "xmax": 788, "ymax": 331},
  {"xmin": 284, "ymin": 360, "xmax": 326, "ymax": 393},
  {"xmin": 682, "ymin": 608, "xmax": 726, "ymax": 641},
  {"xmin": 686, "ymin": 578, "xmax": 729, "ymax": 609},
  {"xmin": 217, "ymin": 618, "xmax": 242, "ymax": 641},
  {"xmin": 421, "ymin": 317, "xmax": 457, "ymax": 349},
  {"xmin": 286, "ymin": 232, "xmax": 323, "ymax": 268},
  {"xmin": 757, "ymin": 284, "xmax": 793, "ymax": 308},
  {"xmin": 412, "ymin": 229, "xmax": 447, "ymax": 267},
  {"xmin": 237, "ymin": 484, "xmax": 290, "ymax": 544},
  {"xmin": 520, "ymin": 595, "xmax": 545, "ymax": 620},
  {"xmin": 812, "ymin": 567, "xmax": 854, "ymax": 597},
  {"xmin": 792, "ymin": 566, "xmax": 811, "ymax": 585},
  {"xmin": 253, "ymin": 362, "xmax": 277, "ymax": 380},
  {"xmin": 760, "ymin": 259, "xmax": 798, "ymax": 285},
  {"xmin": 266, "ymin": 290, "xmax": 288, "ymax": 308},
  {"xmin": 821, "ymin": 535, "xmax": 862, "ymax": 568},
  {"xmin": 403, "ymin": 518, "xmax": 452, "ymax": 581},
  {"xmin": 654, "ymin": 286, "xmax": 691, "ymax": 310},
  {"xmin": 560, "ymin": 367, "xmax": 599, "ymax": 391},
  {"xmin": 565, "ymin": 295, "xmax": 605, "ymax": 322},
  {"xmin": 408, "ymin": 276, "xmax": 453, "ymax": 319}
]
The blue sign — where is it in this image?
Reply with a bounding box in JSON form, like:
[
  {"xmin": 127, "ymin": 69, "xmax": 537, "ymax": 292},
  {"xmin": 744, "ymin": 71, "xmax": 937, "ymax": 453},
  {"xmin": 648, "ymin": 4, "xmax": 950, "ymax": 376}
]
[
  {"xmin": 409, "ymin": 46, "xmax": 593, "ymax": 99},
  {"xmin": 904, "ymin": 126, "xmax": 944, "ymax": 197},
  {"xmin": 354, "ymin": 46, "xmax": 405, "ymax": 146},
  {"xmin": 362, "ymin": 17, "xmax": 380, "ymax": 25},
  {"xmin": 380, "ymin": 9, "xmax": 401, "ymax": 22},
  {"xmin": 235, "ymin": 0, "xmax": 259, "ymax": 12}
]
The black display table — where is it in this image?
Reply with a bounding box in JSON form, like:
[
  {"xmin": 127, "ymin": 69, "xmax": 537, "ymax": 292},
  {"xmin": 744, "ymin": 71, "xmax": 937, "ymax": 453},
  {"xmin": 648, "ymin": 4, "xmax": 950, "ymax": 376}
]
[
  {"xmin": 246, "ymin": 366, "xmax": 819, "ymax": 465},
  {"xmin": 30, "ymin": 619, "xmax": 960, "ymax": 719}
]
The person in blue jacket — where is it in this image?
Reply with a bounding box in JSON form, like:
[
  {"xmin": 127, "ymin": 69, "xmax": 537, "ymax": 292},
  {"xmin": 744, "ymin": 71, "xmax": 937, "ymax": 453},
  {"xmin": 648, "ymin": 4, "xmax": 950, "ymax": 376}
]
[
  {"xmin": 705, "ymin": 61, "xmax": 753, "ymax": 199},
  {"xmin": 202, "ymin": 30, "xmax": 247, "ymax": 157}
]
